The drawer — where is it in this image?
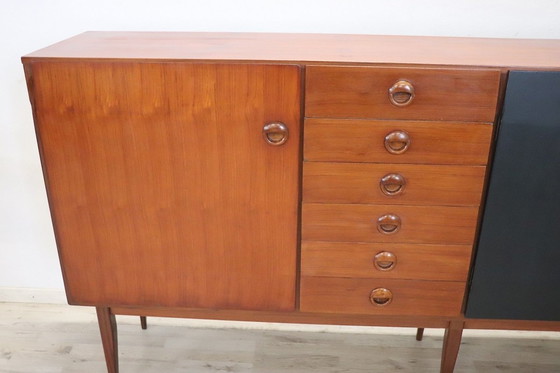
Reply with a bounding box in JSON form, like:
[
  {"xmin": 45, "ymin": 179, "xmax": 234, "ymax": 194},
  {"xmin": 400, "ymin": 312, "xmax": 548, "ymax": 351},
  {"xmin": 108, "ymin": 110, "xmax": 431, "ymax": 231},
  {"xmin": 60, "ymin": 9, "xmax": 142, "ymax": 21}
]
[
  {"xmin": 301, "ymin": 241, "xmax": 472, "ymax": 281},
  {"xmin": 305, "ymin": 65, "xmax": 500, "ymax": 122},
  {"xmin": 303, "ymin": 162, "xmax": 486, "ymax": 206},
  {"xmin": 300, "ymin": 277, "xmax": 465, "ymax": 316},
  {"xmin": 304, "ymin": 118, "xmax": 493, "ymax": 165},
  {"xmin": 302, "ymin": 203, "xmax": 479, "ymax": 245}
]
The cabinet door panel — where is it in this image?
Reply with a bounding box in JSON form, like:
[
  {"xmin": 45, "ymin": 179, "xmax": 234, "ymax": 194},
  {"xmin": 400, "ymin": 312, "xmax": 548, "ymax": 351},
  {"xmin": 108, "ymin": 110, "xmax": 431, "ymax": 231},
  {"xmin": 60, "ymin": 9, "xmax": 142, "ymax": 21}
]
[
  {"xmin": 29, "ymin": 62, "xmax": 301, "ymax": 311},
  {"xmin": 466, "ymin": 71, "xmax": 560, "ymax": 321}
]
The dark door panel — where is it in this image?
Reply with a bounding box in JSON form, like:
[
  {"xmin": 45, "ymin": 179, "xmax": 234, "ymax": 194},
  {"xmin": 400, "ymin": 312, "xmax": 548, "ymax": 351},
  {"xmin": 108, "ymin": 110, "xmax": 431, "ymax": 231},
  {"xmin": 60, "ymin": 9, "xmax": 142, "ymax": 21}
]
[{"xmin": 466, "ymin": 71, "xmax": 560, "ymax": 321}]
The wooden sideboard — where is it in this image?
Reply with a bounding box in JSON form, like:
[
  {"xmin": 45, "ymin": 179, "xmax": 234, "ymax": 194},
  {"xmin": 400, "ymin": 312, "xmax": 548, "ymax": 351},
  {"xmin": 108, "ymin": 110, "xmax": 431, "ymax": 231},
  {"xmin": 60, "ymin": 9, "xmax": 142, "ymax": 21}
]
[{"xmin": 22, "ymin": 32, "xmax": 560, "ymax": 373}]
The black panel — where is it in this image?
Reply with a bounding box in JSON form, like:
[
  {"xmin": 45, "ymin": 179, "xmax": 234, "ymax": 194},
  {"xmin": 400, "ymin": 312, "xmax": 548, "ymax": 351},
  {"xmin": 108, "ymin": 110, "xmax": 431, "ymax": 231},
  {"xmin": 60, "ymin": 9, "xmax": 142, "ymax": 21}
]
[{"xmin": 466, "ymin": 71, "xmax": 560, "ymax": 321}]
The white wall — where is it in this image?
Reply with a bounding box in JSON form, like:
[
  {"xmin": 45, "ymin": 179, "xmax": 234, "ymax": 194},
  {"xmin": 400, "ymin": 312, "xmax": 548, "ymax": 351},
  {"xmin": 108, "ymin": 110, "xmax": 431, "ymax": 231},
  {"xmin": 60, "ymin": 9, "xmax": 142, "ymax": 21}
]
[{"xmin": 2, "ymin": 0, "xmax": 560, "ymax": 294}]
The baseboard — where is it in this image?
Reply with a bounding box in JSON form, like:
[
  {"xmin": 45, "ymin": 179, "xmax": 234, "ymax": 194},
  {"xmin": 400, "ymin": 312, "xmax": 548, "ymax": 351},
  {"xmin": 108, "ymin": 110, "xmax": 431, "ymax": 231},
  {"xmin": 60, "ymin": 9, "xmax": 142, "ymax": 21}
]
[
  {"xmin": 0, "ymin": 287, "xmax": 417, "ymax": 335},
  {"xmin": 1, "ymin": 287, "xmax": 558, "ymax": 338},
  {"xmin": 0, "ymin": 287, "xmax": 413, "ymax": 335},
  {"xmin": 0, "ymin": 287, "xmax": 67, "ymax": 304}
]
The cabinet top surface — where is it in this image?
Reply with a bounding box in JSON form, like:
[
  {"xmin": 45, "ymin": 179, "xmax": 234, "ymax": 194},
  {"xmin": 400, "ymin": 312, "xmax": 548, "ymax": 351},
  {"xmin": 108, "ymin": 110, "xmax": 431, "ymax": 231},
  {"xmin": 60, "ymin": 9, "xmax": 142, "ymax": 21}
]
[{"xmin": 22, "ymin": 31, "xmax": 560, "ymax": 69}]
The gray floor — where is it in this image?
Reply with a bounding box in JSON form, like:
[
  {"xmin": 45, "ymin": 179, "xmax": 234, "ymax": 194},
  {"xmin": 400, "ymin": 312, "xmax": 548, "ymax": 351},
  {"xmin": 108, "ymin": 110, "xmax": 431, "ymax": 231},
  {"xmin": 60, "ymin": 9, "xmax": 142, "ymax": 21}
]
[{"xmin": 0, "ymin": 303, "xmax": 559, "ymax": 373}]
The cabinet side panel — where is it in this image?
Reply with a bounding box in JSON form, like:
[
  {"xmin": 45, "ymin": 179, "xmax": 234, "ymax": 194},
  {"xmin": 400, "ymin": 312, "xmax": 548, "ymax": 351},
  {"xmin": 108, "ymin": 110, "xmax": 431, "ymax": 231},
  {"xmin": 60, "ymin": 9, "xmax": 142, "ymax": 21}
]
[
  {"xmin": 466, "ymin": 71, "xmax": 560, "ymax": 321},
  {"xmin": 30, "ymin": 62, "xmax": 301, "ymax": 311}
]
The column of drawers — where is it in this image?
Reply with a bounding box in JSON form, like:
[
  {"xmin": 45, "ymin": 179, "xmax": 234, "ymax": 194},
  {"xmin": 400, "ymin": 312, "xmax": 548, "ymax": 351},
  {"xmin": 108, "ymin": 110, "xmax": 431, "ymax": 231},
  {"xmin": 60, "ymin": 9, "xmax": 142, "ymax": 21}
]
[{"xmin": 299, "ymin": 65, "xmax": 500, "ymax": 317}]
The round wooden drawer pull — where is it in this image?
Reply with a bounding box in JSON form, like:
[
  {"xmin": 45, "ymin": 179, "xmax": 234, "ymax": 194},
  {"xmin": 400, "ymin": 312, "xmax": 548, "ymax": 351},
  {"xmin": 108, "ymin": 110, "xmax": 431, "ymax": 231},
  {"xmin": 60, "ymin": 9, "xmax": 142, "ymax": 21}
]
[
  {"xmin": 380, "ymin": 173, "xmax": 406, "ymax": 196},
  {"xmin": 370, "ymin": 288, "xmax": 393, "ymax": 306},
  {"xmin": 373, "ymin": 251, "xmax": 397, "ymax": 271},
  {"xmin": 262, "ymin": 122, "xmax": 289, "ymax": 145},
  {"xmin": 384, "ymin": 130, "xmax": 410, "ymax": 154},
  {"xmin": 389, "ymin": 80, "xmax": 415, "ymax": 107},
  {"xmin": 377, "ymin": 214, "xmax": 401, "ymax": 234}
]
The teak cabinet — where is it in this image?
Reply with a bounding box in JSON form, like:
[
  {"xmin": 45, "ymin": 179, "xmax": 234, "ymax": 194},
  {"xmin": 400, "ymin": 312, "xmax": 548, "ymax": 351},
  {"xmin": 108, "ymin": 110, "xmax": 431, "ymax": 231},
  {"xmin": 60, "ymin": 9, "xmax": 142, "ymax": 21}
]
[{"xmin": 22, "ymin": 32, "xmax": 560, "ymax": 373}]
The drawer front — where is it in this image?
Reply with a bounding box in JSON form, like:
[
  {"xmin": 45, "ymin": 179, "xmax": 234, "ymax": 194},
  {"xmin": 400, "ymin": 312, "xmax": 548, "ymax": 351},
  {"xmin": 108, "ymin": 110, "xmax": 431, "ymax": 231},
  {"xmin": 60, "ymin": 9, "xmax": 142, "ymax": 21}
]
[
  {"xmin": 303, "ymin": 162, "xmax": 486, "ymax": 206},
  {"xmin": 300, "ymin": 277, "xmax": 464, "ymax": 316},
  {"xmin": 306, "ymin": 65, "xmax": 500, "ymax": 122},
  {"xmin": 304, "ymin": 118, "xmax": 493, "ymax": 165},
  {"xmin": 302, "ymin": 203, "xmax": 479, "ymax": 245},
  {"xmin": 301, "ymin": 241, "xmax": 471, "ymax": 281}
]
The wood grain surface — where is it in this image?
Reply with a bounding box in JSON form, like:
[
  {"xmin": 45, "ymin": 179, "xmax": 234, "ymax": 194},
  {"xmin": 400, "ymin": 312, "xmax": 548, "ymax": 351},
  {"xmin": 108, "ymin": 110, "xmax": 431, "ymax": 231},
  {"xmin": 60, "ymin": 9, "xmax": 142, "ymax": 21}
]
[
  {"xmin": 301, "ymin": 241, "xmax": 472, "ymax": 281},
  {"xmin": 300, "ymin": 277, "xmax": 465, "ymax": 316},
  {"xmin": 303, "ymin": 162, "xmax": 487, "ymax": 206},
  {"xmin": 27, "ymin": 61, "xmax": 301, "ymax": 311},
  {"xmin": 22, "ymin": 32, "xmax": 560, "ymax": 69},
  {"xmin": 305, "ymin": 66, "xmax": 500, "ymax": 122},
  {"xmin": 304, "ymin": 118, "xmax": 493, "ymax": 165},
  {"xmin": 302, "ymin": 203, "xmax": 479, "ymax": 245}
]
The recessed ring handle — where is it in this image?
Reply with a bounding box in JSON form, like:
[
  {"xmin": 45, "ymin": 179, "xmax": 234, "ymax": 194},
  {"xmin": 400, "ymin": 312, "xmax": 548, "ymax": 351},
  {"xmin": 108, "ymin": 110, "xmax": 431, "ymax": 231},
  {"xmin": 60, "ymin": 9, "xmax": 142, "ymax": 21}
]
[
  {"xmin": 380, "ymin": 173, "xmax": 406, "ymax": 196},
  {"xmin": 370, "ymin": 288, "xmax": 393, "ymax": 306},
  {"xmin": 389, "ymin": 80, "xmax": 415, "ymax": 107},
  {"xmin": 263, "ymin": 122, "xmax": 289, "ymax": 146},
  {"xmin": 377, "ymin": 214, "xmax": 401, "ymax": 234},
  {"xmin": 373, "ymin": 251, "xmax": 397, "ymax": 271},
  {"xmin": 384, "ymin": 130, "xmax": 411, "ymax": 155}
]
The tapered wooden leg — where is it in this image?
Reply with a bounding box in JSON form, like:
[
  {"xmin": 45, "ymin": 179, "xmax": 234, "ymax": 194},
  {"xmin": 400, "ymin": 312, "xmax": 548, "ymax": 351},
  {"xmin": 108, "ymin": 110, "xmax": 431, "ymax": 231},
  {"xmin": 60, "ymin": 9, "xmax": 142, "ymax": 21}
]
[
  {"xmin": 440, "ymin": 320, "xmax": 464, "ymax": 373},
  {"xmin": 416, "ymin": 328, "xmax": 424, "ymax": 341},
  {"xmin": 140, "ymin": 316, "xmax": 147, "ymax": 330},
  {"xmin": 96, "ymin": 307, "xmax": 119, "ymax": 373}
]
